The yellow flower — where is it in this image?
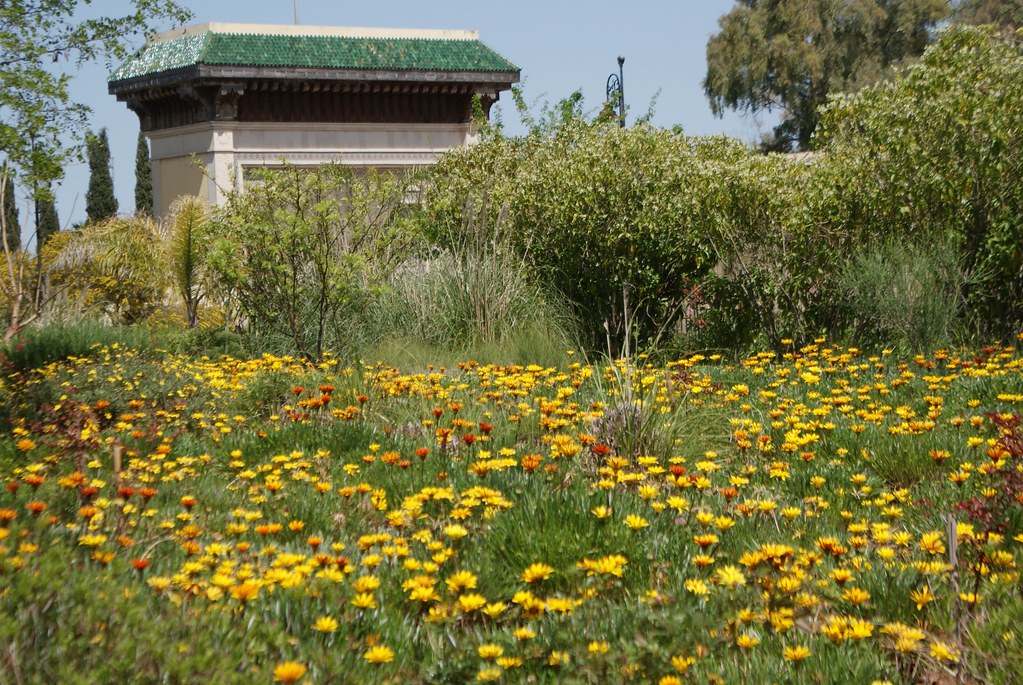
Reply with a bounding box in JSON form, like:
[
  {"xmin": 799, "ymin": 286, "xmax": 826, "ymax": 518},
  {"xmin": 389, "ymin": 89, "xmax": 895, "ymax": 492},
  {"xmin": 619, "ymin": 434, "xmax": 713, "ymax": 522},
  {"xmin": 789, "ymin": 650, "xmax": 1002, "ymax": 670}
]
[
  {"xmin": 929, "ymin": 640, "xmax": 959, "ymax": 663},
  {"xmin": 513, "ymin": 626, "xmax": 536, "ymax": 640},
  {"xmin": 230, "ymin": 582, "xmax": 259, "ymax": 603},
  {"xmin": 736, "ymin": 632, "xmax": 760, "ymax": 649},
  {"xmin": 671, "ymin": 654, "xmax": 695, "ymax": 673},
  {"xmin": 919, "ymin": 531, "xmax": 945, "ymax": 556},
  {"xmin": 846, "ymin": 618, "xmax": 874, "ymax": 640},
  {"xmin": 591, "ymin": 505, "xmax": 612, "ymax": 519},
  {"xmin": 363, "ymin": 645, "xmax": 395, "ymax": 664},
  {"xmin": 959, "ymin": 592, "xmax": 981, "ymax": 606},
  {"xmin": 521, "ymin": 562, "xmax": 555, "ymax": 583},
  {"xmin": 445, "ymin": 570, "xmax": 478, "ymax": 593},
  {"xmin": 351, "ymin": 592, "xmax": 377, "ymax": 610},
  {"xmin": 444, "ymin": 524, "xmax": 469, "ymax": 540},
  {"xmin": 272, "ymin": 661, "xmax": 307, "ymax": 683},
  {"xmin": 624, "ymin": 514, "xmax": 649, "ymax": 530},
  {"xmin": 478, "ymin": 643, "xmax": 504, "ymax": 660},
  {"xmin": 482, "ymin": 602, "xmax": 507, "ymax": 618},
  {"xmin": 312, "ymin": 616, "xmax": 338, "ymax": 633},
  {"xmin": 910, "ymin": 585, "xmax": 935, "ymax": 610},
  {"xmin": 715, "ymin": 565, "xmax": 746, "ymax": 589},
  {"xmin": 458, "ymin": 593, "xmax": 487, "ymax": 612},
  {"xmin": 588, "ymin": 641, "xmax": 609, "ymax": 654},
  {"xmin": 783, "ymin": 645, "xmax": 811, "ymax": 662},
  {"xmin": 548, "ymin": 650, "xmax": 570, "ymax": 666},
  {"xmin": 842, "ymin": 587, "xmax": 870, "ymax": 606},
  {"xmin": 685, "ymin": 578, "xmax": 711, "ymax": 596},
  {"xmin": 351, "ymin": 575, "xmax": 381, "ymax": 593}
]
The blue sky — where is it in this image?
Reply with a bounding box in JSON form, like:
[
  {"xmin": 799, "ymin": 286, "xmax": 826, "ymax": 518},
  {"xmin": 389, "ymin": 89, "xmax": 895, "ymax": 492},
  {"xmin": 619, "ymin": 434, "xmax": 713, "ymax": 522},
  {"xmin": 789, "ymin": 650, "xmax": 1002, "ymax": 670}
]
[{"xmin": 46, "ymin": 0, "xmax": 762, "ymax": 227}]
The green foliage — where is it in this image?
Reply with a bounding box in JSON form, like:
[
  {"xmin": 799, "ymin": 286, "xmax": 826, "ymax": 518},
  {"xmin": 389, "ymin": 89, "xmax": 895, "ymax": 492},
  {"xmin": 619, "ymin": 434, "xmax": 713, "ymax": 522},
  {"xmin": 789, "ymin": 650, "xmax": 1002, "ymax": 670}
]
[
  {"xmin": 1, "ymin": 162, "xmax": 19, "ymax": 252},
  {"xmin": 134, "ymin": 132, "xmax": 152, "ymax": 216},
  {"xmin": 954, "ymin": 0, "xmax": 1023, "ymax": 31},
  {"xmin": 0, "ymin": 0, "xmax": 192, "ymax": 192},
  {"xmin": 373, "ymin": 215, "xmax": 579, "ymax": 359},
  {"xmin": 704, "ymin": 0, "xmax": 949, "ymax": 151},
  {"xmin": 208, "ymin": 164, "xmax": 418, "ymax": 359},
  {"xmin": 85, "ymin": 128, "xmax": 117, "ymax": 224},
  {"xmin": 817, "ymin": 25, "xmax": 1023, "ymax": 335},
  {"xmin": 0, "ymin": 321, "xmax": 161, "ymax": 372},
  {"xmin": 37, "ymin": 188, "xmax": 59, "ymax": 248},
  {"xmin": 421, "ymin": 120, "xmax": 719, "ymax": 354}
]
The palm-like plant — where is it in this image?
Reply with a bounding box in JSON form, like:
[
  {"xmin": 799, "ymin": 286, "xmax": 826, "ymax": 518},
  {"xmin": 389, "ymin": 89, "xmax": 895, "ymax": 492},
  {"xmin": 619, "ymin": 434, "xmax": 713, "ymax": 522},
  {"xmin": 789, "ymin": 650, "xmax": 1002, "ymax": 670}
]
[
  {"xmin": 49, "ymin": 215, "xmax": 168, "ymax": 324},
  {"xmin": 166, "ymin": 197, "xmax": 210, "ymax": 328}
]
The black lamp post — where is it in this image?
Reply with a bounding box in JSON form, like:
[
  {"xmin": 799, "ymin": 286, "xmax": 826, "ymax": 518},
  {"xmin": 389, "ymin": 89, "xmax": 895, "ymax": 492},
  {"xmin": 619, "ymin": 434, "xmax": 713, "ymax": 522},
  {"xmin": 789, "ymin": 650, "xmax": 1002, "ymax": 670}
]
[{"xmin": 606, "ymin": 56, "xmax": 625, "ymax": 127}]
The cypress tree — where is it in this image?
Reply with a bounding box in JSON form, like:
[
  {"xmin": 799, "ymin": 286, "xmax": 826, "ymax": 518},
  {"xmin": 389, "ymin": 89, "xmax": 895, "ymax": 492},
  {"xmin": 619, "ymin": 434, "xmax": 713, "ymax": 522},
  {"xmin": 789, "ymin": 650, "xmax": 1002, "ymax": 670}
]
[
  {"xmin": 2, "ymin": 163, "xmax": 20, "ymax": 252},
  {"xmin": 86, "ymin": 128, "xmax": 118, "ymax": 223},
  {"xmin": 38, "ymin": 192, "xmax": 59, "ymax": 249},
  {"xmin": 134, "ymin": 132, "xmax": 153, "ymax": 215}
]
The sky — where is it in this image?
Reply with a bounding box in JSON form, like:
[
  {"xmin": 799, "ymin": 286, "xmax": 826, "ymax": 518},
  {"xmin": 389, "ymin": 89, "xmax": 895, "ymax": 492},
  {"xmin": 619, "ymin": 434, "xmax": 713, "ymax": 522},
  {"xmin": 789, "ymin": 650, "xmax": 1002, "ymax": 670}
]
[{"xmin": 42, "ymin": 0, "xmax": 762, "ymax": 228}]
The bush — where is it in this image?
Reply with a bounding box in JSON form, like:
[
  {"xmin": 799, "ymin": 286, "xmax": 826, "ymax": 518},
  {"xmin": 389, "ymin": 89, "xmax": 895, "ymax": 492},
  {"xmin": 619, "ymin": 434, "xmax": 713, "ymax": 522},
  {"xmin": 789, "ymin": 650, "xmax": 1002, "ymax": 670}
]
[
  {"xmin": 420, "ymin": 120, "xmax": 720, "ymax": 354},
  {"xmin": 208, "ymin": 164, "xmax": 418, "ymax": 360}
]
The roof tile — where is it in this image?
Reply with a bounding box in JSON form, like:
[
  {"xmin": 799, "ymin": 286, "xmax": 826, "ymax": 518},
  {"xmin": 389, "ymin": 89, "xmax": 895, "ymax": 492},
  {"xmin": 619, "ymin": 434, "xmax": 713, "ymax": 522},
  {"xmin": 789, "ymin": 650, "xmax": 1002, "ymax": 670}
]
[{"xmin": 109, "ymin": 30, "xmax": 518, "ymax": 82}]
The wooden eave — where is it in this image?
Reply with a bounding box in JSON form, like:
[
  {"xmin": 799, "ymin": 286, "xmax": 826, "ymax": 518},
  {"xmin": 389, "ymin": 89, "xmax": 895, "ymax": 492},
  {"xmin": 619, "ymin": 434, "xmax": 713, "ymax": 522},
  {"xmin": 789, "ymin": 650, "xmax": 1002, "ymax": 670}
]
[{"xmin": 109, "ymin": 63, "xmax": 519, "ymax": 98}]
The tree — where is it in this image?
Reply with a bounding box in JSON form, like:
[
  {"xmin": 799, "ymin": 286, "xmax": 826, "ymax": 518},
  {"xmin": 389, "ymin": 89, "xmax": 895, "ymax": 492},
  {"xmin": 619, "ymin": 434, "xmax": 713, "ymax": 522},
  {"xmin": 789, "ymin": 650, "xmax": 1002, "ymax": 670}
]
[
  {"xmin": 704, "ymin": 0, "xmax": 949, "ymax": 151},
  {"xmin": 37, "ymin": 191, "xmax": 59, "ymax": 248},
  {"xmin": 135, "ymin": 132, "xmax": 152, "ymax": 215},
  {"xmin": 85, "ymin": 129, "xmax": 117, "ymax": 223},
  {"xmin": 1, "ymin": 0, "xmax": 191, "ymax": 342},
  {"xmin": 1, "ymin": 163, "xmax": 19, "ymax": 252},
  {"xmin": 954, "ymin": 0, "xmax": 1023, "ymax": 31},
  {"xmin": 49, "ymin": 215, "xmax": 168, "ymax": 324},
  {"xmin": 1, "ymin": 1, "xmax": 191, "ymax": 187}
]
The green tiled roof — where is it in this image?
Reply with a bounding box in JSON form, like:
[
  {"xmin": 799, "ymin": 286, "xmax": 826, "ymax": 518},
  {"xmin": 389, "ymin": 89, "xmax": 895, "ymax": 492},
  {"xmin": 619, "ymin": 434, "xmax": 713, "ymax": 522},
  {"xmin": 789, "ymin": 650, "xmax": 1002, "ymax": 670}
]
[{"xmin": 109, "ymin": 30, "xmax": 519, "ymax": 82}]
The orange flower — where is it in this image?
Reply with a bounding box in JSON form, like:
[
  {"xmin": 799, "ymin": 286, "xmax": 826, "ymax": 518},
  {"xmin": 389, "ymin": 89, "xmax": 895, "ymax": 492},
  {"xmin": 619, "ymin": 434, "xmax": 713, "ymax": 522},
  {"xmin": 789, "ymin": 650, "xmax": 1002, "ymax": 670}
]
[
  {"xmin": 273, "ymin": 661, "xmax": 307, "ymax": 682},
  {"xmin": 230, "ymin": 582, "xmax": 260, "ymax": 603}
]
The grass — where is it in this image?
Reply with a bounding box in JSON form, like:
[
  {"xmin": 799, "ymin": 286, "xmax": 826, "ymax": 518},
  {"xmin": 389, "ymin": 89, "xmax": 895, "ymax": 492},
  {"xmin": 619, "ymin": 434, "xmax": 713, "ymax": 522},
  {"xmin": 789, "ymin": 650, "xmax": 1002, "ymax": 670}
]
[{"xmin": 1, "ymin": 338, "xmax": 1022, "ymax": 683}]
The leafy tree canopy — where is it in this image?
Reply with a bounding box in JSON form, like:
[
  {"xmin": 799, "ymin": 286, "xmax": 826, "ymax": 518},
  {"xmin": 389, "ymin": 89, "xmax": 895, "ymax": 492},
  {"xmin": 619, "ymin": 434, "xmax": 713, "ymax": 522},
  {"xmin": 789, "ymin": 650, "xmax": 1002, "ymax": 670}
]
[
  {"xmin": 0, "ymin": 0, "xmax": 191, "ymax": 192},
  {"xmin": 953, "ymin": 0, "xmax": 1023, "ymax": 31},
  {"xmin": 704, "ymin": 0, "xmax": 949, "ymax": 151}
]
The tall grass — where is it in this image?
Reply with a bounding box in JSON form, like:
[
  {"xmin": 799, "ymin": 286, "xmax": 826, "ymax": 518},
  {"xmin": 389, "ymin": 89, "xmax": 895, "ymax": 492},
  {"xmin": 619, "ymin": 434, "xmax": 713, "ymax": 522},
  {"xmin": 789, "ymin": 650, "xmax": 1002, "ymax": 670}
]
[
  {"xmin": 368, "ymin": 236, "xmax": 579, "ymax": 367},
  {"xmin": 840, "ymin": 236, "xmax": 978, "ymax": 353},
  {"xmin": 1, "ymin": 321, "xmax": 164, "ymax": 371}
]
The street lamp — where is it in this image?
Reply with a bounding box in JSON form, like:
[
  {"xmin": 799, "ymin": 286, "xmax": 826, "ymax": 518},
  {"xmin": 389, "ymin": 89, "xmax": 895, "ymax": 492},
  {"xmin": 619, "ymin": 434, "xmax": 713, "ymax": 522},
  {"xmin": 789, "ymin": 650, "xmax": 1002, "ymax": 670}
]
[{"xmin": 606, "ymin": 56, "xmax": 625, "ymax": 127}]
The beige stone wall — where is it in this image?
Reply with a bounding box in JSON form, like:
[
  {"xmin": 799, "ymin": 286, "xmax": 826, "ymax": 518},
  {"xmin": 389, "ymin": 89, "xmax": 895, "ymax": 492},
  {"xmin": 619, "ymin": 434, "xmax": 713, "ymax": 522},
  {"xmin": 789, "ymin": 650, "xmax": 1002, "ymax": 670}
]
[
  {"xmin": 155, "ymin": 156, "xmax": 208, "ymax": 220},
  {"xmin": 147, "ymin": 121, "xmax": 473, "ymax": 219}
]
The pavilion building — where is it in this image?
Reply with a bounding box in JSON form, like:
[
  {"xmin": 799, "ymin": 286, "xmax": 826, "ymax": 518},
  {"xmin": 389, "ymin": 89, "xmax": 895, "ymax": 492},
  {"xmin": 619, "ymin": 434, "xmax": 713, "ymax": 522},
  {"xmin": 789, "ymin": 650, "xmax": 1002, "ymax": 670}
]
[{"xmin": 108, "ymin": 22, "xmax": 519, "ymax": 218}]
